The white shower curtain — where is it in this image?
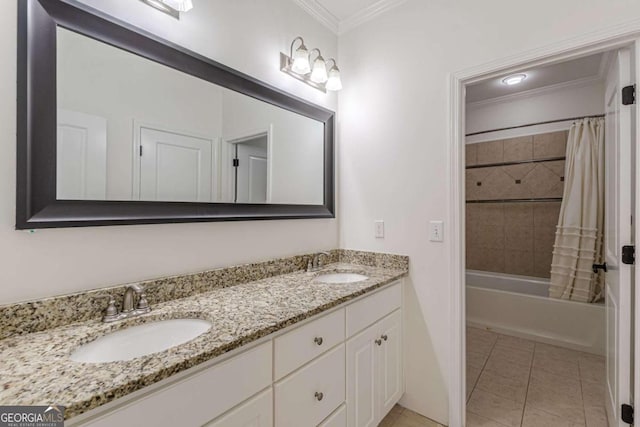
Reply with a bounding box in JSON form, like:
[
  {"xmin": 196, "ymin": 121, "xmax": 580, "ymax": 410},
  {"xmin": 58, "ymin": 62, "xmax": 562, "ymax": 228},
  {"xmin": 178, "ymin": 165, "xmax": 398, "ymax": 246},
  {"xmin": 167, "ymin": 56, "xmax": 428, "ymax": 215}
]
[{"xmin": 549, "ymin": 117, "xmax": 605, "ymax": 303}]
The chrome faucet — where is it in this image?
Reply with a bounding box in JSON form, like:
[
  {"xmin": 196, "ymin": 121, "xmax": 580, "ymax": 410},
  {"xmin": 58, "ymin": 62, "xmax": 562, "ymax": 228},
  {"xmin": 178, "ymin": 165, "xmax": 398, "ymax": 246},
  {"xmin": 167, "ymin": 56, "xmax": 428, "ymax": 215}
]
[
  {"xmin": 102, "ymin": 284, "xmax": 151, "ymax": 323},
  {"xmin": 307, "ymin": 251, "xmax": 331, "ymax": 272}
]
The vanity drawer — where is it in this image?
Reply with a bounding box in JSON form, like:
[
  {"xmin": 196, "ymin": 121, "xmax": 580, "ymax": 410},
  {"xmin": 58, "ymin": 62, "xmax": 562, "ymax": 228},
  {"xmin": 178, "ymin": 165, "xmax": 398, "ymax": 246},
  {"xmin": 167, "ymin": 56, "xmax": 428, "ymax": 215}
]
[
  {"xmin": 80, "ymin": 341, "xmax": 272, "ymax": 427},
  {"xmin": 274, "ymin": 308, "xmax": 345, "ymax": 379},
  {"xmin": 346, "ymin": 282, "xmax": 401, "ymax": 337},
  {"xmin": 274, "ymin": 343, "xmax": 345, "ymax": 427},
  {"xmin": 318, "ymin": 404, "xmax": 347, "ymax": 427}
]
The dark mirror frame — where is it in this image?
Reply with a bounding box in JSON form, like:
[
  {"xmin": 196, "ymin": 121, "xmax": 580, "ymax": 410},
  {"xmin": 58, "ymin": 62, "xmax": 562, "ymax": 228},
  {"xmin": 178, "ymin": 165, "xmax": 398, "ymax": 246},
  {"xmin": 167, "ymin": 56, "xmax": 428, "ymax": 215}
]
[{"xmin": 16, "ymin": 0, "xmax": 335, "ymax": 229}]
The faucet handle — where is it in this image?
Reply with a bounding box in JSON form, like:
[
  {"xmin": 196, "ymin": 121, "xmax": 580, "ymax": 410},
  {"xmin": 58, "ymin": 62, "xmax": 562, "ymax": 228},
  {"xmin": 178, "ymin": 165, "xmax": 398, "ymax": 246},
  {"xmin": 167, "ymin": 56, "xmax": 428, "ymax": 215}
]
[
  {"xmin": 137, "ymin": 292, "xmax": 150, "ymax": 311},
  {"xmin": 99, "ymin": 295, "xmax": 119, "ymax": 322}
]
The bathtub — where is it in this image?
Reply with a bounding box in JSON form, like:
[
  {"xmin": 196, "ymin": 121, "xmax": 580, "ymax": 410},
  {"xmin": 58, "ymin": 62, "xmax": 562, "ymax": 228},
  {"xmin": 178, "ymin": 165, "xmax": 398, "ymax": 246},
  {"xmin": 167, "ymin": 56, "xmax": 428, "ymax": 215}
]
[{"xmin": 466, "ymin": 270, "xmax": 605, "ymax": 356}]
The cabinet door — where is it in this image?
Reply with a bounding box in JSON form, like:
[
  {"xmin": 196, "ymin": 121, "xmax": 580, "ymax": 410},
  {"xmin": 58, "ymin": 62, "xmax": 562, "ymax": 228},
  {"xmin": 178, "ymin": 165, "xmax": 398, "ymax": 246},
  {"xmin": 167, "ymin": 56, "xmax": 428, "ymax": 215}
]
[
  {"xmin": 346, "ymin": 323, "xmax": 379, "ymax": 427},
  {"xmin": 204, "ymin": 389, "xmax": 272, "ymax": 427},
  {"xmin": 377, "ymin": 310, "xmax": 403, "ymax": 419}
]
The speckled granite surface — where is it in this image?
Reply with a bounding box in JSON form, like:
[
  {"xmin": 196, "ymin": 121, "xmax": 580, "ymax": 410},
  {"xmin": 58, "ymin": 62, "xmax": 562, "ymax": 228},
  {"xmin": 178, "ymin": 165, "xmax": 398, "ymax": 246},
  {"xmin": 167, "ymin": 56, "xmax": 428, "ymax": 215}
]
[{"xmin": 0, "ymin": 256, "xmax": 407, "ymax": 419}]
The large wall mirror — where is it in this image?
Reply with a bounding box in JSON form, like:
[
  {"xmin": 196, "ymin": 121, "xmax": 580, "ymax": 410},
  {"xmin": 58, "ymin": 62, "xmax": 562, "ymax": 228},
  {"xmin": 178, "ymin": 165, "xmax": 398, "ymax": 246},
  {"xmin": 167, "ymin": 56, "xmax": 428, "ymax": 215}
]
[{"xmin": 17, "ymin": 0, "xmax": 334, "ymax": 229}]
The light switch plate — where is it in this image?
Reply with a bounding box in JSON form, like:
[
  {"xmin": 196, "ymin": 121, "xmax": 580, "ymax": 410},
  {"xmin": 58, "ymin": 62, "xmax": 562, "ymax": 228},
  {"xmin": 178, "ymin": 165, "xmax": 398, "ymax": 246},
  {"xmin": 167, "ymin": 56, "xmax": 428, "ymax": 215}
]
[
  {"xmin": 374, "ymin": 220, "xmax": 384, "ymax": 238},
  {"xmin": 429, "ymin": 221, "xmax": 444, "ymax": 242}
]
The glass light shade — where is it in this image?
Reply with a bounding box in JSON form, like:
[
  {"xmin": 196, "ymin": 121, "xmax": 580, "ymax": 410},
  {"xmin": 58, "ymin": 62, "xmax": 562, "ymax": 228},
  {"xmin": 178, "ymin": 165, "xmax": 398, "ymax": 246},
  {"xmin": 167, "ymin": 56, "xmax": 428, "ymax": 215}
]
[
  {"xmin": 291, "ymin": 46, "xmax": 311, "ymax": 74},
  {"xmin": 310, "ymin": 57, "xmax": 328, "ymax": 83},
  {"xmin": 326, "ymin": 67, "xmax": 342, "ymax": 91},
  {"xmin": 160, "ymin": 0, "xmax": 194, "ymax": 12}
]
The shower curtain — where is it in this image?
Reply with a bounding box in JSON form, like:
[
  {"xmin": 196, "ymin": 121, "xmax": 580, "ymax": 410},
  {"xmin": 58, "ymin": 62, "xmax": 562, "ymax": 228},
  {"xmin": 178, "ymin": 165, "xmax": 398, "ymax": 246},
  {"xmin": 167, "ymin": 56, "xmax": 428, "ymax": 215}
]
[{"xmin": 549, "ymin": 117, "xmax": 605, "ymax": 303}]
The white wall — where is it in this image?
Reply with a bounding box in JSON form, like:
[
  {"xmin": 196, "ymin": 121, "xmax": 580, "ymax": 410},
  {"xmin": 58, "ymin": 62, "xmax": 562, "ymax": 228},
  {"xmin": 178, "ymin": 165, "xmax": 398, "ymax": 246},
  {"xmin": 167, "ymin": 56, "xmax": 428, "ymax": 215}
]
[
  {"xmin": 0, "ymin": 0, "xmax": 338, "ymax": 304},
  {"xmin": 337, "ymin": 1, "xmax": 640, "ymax": 423},
  {"xmin": 466, "ymin": 80, "xmax": 605, "ymax": 141}
]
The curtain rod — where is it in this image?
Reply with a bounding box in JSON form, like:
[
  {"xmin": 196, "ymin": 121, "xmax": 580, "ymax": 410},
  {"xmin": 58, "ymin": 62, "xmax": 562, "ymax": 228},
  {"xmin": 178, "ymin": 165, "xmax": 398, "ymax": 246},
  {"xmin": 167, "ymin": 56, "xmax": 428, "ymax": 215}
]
[{"xmin": 466, "ymin": 114, "xmax": 606, "ymax": 137}]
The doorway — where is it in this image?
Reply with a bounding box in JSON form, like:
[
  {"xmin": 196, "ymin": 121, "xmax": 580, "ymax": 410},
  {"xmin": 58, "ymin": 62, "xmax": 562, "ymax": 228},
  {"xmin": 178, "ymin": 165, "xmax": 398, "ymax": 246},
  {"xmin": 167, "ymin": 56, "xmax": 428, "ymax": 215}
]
[
  {"xmin": 449, "ymin": 34, "xmax": 640, "ymax": 427},
  {"xmin": 232, "ymin": 135, "xmax": 268, "ymax": 204}
]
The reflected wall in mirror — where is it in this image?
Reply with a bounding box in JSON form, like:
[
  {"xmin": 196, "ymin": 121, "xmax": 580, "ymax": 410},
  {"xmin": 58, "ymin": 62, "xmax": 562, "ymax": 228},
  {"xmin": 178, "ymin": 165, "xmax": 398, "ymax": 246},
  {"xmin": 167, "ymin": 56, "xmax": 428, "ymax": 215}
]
[{"xmin": 56, "ymin": 28, "xmax": 324, "ymax": 205}]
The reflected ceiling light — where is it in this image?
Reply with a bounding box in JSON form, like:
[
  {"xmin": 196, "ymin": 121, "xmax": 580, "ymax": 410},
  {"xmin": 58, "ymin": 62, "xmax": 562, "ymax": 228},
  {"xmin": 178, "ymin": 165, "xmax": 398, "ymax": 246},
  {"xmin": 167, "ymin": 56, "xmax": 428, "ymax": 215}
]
[
  {"xmin": 159, "ymin": 0, "xmax": 194, "ymax": 12},
  {"xmin": 502, "ymin": 73, "xmax": 527, "ymax": 86},
  {"xmin": 280, "ymin": 36, "xmax": 343, "ymax": 93}
]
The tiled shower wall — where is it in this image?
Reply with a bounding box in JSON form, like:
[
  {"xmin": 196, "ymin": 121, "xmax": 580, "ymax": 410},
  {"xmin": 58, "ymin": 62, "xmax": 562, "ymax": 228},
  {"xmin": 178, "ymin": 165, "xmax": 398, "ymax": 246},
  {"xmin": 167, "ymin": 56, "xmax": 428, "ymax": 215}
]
[{"xmin": 465, "ymin": 131, "xmax": 567, "ymax": 278}]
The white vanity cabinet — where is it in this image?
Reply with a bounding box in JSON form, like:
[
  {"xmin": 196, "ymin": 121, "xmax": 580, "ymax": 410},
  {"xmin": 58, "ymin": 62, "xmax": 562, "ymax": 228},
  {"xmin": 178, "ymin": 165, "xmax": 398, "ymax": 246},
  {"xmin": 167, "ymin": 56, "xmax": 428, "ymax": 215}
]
[
  {"xmin": 69, "ymin": 281, "xmax": 403, "ymax": 427},
  {"xmin": 346, "ymin": 285, "xmax": 403, "ymax": 427}
]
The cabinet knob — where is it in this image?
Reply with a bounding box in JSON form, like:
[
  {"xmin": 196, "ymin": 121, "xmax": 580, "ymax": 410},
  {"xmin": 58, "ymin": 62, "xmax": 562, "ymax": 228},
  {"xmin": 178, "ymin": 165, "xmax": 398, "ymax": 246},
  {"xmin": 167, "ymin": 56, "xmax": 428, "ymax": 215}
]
[
  {"xmin": 315, "ymin": 392, "xmax": 324, "ymax": 401},
  {"xmin": 381, "ymin": 334, "xmax": 388, "ymax": 341},
  {"xmin": 375, "ymin": 339, "xmax": 382, "ymax": 346},
  {"xmin": 314, "ymin": 337, "xmax": 324, "ymax": 346}
]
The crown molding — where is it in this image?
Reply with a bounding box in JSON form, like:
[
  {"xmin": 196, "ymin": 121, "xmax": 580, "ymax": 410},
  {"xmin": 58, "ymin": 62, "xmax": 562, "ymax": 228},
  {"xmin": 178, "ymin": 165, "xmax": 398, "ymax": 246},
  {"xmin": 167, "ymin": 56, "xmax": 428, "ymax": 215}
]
[
  {"xmin": 466, "ymin": 74, "xmax": 604, "ymax": 110},
  {"xmin": 339, "ymin": 0, "xmax": 409, "ymax": 34},
  {"xmin": 292, "ymin": 0, "xmax": 408, "ymax": 35},
  {"xmin": 291, "ymin": 0, "xmax": 339, "ymax": 34}
]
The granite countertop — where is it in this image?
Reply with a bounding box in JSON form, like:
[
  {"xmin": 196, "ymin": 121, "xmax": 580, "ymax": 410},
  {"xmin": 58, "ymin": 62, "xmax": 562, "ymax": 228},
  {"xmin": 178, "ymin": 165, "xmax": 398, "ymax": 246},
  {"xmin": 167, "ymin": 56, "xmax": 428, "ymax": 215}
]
[{"xmin": 0, "ymin": 262, "xmax": 407, "ymax": 419}]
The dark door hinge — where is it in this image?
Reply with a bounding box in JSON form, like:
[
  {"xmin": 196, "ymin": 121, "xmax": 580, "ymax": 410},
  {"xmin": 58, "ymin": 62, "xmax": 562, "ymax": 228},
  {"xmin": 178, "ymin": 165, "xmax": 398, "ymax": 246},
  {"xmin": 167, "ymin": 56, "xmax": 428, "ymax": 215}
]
[
  {"xmin": 622, "ymin": 85, "xmax": 636, "ymax": 105},
  {"xmin": 139, "ymin": 146, "xmax": 143, "ymax": 156},
  {"xmin": 622, "ymin": 403, "xmax": 634, "ymax": 424},
  {"xmin": 232, "ymin": 158, "xmax": 239, "ymax": 167},
  {"xmin": 622, "ymin": 245, "xmax": 635, "ymax": 265}
]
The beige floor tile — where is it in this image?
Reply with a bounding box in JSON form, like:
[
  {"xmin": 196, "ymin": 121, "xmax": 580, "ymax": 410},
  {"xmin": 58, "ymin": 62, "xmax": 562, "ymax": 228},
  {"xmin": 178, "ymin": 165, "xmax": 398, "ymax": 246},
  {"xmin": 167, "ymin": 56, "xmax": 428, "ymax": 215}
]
[
  {"xmin": 467, "ymin": 390, "xmax": 524, "ymax": 427},
  {"xmin": 535, "ymin": 343, "xmax": 582, "ymax": 361},
  {"xmin": 584, "ymin": 405, "xmax": 608, "ymax": 427},
  {"xmin": 380, "ymin": 404, "xmax": 404, "ymax": 427},
  {"xmin": 490, "ymin": 345, "xmax": 534, "ymax": 366},
  {"xmin": 467, "ymin": 333, "xmax": 498, "ymax": 355},
  {"xmin": 581, "ymin": 380, "xmax": 605, "ymax": 407},
  {"xmin": 393, "ymin": 408, "xmax": 442, "ymax": 427},
  {"xmin": 494, "ymin": 335, "xmax": 535, "ymax": 352},
  {"xmin": 467, "ymin": 327, "xmax": 499, "ymax": 342},
  {"xmin": 579, "ymin": 357, "xmax": 605, "ymax": 384},
  {"xmin": 532, "ymin": 352, "xmax": 580, "ymax": 380},
  {"xmin": 526, "ymin": 372, "xmax": 584, "ymax": 422},
  {"xmin": 475, "ymin": 369, "xmax": 529, "ymax": 403},
  {"xmin": 484, "ymin": 353, "xmax": 531, "ymax": 383},
  {"xmin": 466, "ymin": 411, "xmax": 509, "ymax": 426},
  {"xmin": 468, "ymin": 350, "xmax": 490, "ymax": 369},
  {"xmin": 467, "ymin": 365, "xmax": 482, "ymax": 401},
  {"xmin": 522, "ymin": 405, "xmax": 585, "ymax": 427}
]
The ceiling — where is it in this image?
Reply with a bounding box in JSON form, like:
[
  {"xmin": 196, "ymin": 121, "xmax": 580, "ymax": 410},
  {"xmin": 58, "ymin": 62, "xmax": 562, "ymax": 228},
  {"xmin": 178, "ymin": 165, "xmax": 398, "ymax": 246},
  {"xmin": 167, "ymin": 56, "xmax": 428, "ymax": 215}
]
[
  {"xmin": 466, "ymin": 52, "xmax": 607, "ymax": 104},
  {"xmin": 293, "ymin": 0, "xmax": 408, "ymax": 34}
]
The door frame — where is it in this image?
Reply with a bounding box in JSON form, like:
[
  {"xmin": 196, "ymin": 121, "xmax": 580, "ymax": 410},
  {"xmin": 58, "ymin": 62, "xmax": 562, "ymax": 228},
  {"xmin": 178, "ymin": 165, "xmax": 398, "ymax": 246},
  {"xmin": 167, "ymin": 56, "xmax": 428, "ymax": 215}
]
[
  {"xmin": 132, "ymin": 120, "xmax": 220, "ymax": 201},
  {"xmin": 448, "ymin": 25, "xmax": 640, "ymax": 426},
  {"xmin": 222, "ymin": 125, "xmax": 274, "ymax": 204}
]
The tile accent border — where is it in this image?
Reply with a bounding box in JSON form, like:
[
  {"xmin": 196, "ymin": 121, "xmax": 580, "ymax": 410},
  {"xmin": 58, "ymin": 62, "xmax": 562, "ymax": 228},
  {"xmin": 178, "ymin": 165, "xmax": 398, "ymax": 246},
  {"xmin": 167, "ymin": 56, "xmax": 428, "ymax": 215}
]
[{"xmin": 0, "ymin": 249, "xmax": 408, "ymax": 340}]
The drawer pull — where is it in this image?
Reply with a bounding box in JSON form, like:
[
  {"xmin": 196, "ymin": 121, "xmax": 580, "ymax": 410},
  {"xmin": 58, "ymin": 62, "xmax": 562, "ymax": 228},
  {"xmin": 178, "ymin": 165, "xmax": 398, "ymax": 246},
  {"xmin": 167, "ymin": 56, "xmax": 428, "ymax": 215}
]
[
  {"xmin": 381, "ymin": 334, "xmax": 388, "ymax": 341},
  {"xmin": 314, "ymin": 337, "xmax": 324, "ymax": 346},
  {"xmin": 315, "ymin": 392, "xmax": 324, "ymax": 401},
  {"xmin": 375, "ymin": 339, "xmax": 382, "ymax": 346}
]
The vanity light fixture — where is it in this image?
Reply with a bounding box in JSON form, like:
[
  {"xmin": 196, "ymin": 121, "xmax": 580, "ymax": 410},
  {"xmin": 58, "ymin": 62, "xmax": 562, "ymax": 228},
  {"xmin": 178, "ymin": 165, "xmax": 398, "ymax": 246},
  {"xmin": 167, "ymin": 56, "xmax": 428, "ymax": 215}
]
[
  {"xmin": 502, "ymin": 73, "xmax": 527, "ymax": 86},
  {"xmin": 140, "ymin": 0, "xmax": 193, "ymax": 19},
  {"xmin": 280, "ymin": 36, "xmax": 342, "ymax": 93}
]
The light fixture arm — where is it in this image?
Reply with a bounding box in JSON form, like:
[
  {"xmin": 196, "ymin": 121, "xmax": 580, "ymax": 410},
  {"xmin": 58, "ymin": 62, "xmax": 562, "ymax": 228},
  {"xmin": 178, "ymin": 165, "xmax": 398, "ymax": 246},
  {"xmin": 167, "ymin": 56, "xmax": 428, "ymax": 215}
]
[
  {"xmin": 289, "ymin": 36, "xmax": 306, "ymax": 58},
  {"xmin": 326, "ymin": 58, "xmax": 339, "ymax": 71},
  {"xmin": 309, "ymin": 48, "xmax": 324, "ymax": 63}
]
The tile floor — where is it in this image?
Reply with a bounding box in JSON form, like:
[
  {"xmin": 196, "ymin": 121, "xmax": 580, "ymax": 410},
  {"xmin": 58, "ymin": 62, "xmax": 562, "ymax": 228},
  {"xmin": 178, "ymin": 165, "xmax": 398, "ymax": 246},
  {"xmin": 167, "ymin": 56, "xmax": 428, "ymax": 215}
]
[
  {"xmin": 466, "ymin": 327, "xmax": 608, "ymax": 427},
  {"xmin": 380, "ymin": 404, "xmax": 444, "ymax": 427}
]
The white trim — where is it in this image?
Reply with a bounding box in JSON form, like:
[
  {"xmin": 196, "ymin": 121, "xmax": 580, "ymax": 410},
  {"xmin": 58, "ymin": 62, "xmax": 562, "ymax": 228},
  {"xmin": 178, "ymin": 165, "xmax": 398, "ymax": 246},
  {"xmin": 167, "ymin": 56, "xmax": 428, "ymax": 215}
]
[
  {"xmin": 465, "ymin": 120, "xmax": 573, "ymax": 145},
  {"xmin": 635, "ymin": 36, "xmax": 640, "ymax": 426},
  {"xmin": 448, "ymin": 19, "xmax": 640, "ymax": 427},
  {"xmin": 132, "ymin": 120, "xmax": 220, "ymax": 202},
  {"xmin": 466, "ymin": 75, "xmax": 603, "ymax": 109},
  {"xmin": 292, "ymin": 0, "xmax": 409, "ymax": 35},
  {"xmin": 290, "ymin": 0, "xmax": 339, "ymax": 34}
]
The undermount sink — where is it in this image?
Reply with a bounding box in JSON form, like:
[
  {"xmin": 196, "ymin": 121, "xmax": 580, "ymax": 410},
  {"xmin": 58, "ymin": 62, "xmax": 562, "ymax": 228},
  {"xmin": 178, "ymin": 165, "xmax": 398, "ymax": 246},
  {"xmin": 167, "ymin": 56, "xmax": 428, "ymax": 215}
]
[
  {"xmin": 70, "ymin": 318, "xmax": 212, "ymax": 363},
  {"xmin": 313, "ymin": 273, "xmax": 368, "ymax": 284}
]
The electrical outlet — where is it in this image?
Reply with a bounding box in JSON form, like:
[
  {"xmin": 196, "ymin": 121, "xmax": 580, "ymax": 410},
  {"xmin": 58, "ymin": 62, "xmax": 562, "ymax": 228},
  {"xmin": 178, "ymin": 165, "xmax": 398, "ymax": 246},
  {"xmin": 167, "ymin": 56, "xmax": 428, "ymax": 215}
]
[
  {"xmin": 374, "ymin": 220, "xmax": 385, "ymax": 238},
  {"xmin": 429, "ymin": 221, "xmax": 444, "ymax": 242}
]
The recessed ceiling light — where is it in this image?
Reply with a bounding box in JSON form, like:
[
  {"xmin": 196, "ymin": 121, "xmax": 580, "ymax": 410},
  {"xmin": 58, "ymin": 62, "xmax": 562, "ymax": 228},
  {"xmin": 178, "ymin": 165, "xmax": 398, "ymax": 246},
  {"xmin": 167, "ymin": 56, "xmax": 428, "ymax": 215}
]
[{"xmin": 502, "ymin": 74, "xmax": 527, "ymax": 86}]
